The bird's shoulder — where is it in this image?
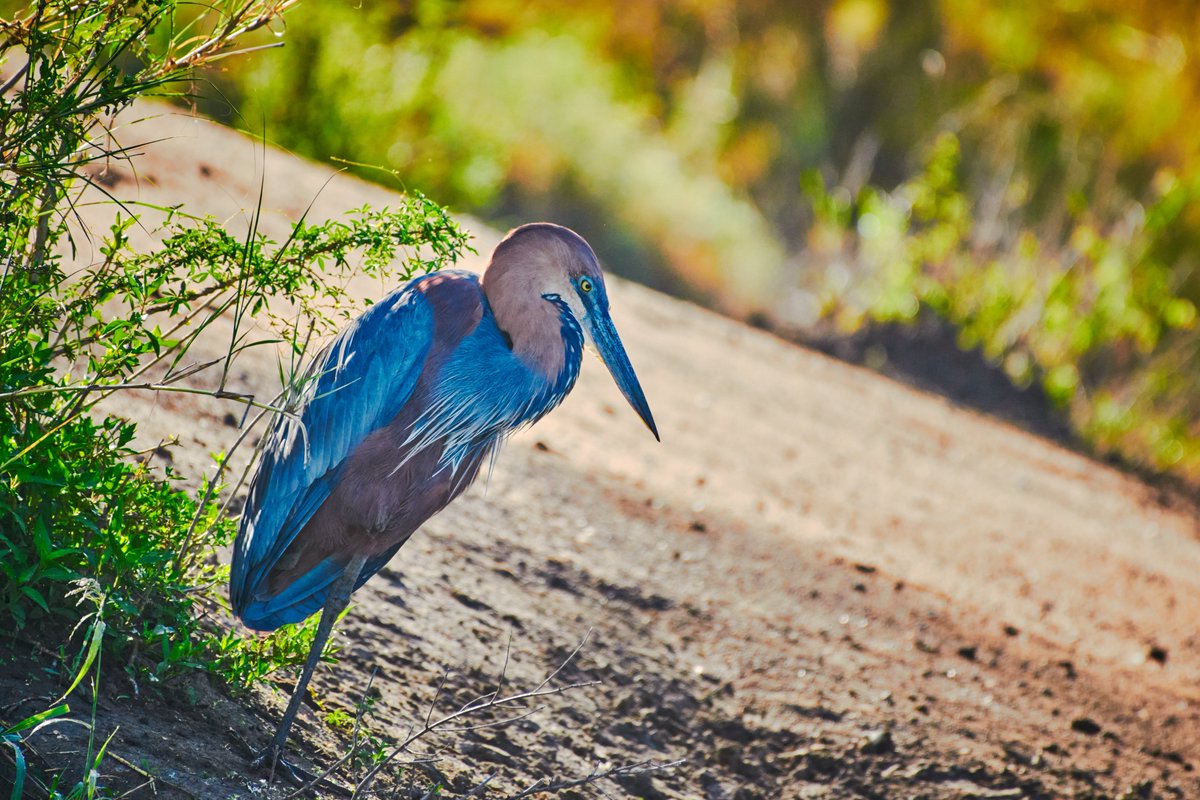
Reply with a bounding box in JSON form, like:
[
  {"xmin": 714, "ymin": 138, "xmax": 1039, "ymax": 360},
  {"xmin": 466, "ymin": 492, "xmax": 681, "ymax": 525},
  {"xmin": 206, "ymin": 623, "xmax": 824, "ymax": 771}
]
[{"xmin": 408, "ymin": 269, "xmax": 485, "ymax": 348}]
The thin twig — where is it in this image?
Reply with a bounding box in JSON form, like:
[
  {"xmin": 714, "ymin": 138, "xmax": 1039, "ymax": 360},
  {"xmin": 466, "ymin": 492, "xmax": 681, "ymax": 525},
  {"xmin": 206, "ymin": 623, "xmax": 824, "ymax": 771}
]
[
  {"xmin": 0, "ymin": 59, "xmax": 29, "ymax": 96},
  {"xmin": 349, "ymin": 633, "xmax": 601, "ymax": 798},
  {"xmin": 463, "ymin": 772, "xmax": 497, "ymax": 797},
  {"xmin": 491, "ymin": 628, "xmax": 514, "ymax": 704},
  {"xmin": 106, "ymin": 751, "xmax": 204, "ymax": 800},
  {"xmin": 532, "ymin": 628, "xmax": 593, "ymax": 695},
  {"xmin": 439, "ymin": 704, "xmax": 545, "ymax": 734},
  {"xmin": 425, "ymin": 668, "xmax": 451, "ymax": 730},
  {"xmin": 158, "ymin": 0, "xmax": 301, "ymax": 74},
  {"xmin": 279, "ymin": 668, "xmax": 381, "ymax": 800},
  {"xmin": 0, "ymin": 380, "xmax": 296, "ymax": 417}
]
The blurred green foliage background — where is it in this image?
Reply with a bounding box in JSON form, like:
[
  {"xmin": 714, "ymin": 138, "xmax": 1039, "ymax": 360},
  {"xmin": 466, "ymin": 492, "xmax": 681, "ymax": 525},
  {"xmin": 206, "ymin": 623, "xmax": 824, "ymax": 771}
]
[{"xmin": 197, "ymin": 0, "xmax": 1200, "ymax": 479}]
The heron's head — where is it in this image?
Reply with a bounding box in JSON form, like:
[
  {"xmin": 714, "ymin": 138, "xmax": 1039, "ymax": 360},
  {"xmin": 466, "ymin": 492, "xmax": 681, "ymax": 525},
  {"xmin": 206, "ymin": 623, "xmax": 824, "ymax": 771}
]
[{"xmin": 483, "ymin": 223, "xmax": 658, "ymax": 441}]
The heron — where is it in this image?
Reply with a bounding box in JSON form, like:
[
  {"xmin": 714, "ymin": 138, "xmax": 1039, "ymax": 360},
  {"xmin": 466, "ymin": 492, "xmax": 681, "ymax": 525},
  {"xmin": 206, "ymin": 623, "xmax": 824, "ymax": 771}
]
[{"xmin": 229, "ymin": 222, "xmax": 658, "ymax": 780}]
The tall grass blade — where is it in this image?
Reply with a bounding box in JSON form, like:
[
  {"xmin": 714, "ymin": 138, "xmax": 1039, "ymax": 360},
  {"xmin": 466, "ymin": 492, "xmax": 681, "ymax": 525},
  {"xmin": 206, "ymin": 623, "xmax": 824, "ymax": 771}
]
[
  {"xmin": 55, "ymin": 618, "xmax": 105, "ymax": 705},
  {"xmin": 2, "ymin": 734, "xmax": 26, "ymax": 800},
  {"xmin": 3, "ymin": 703, "xmax": 69, "ymax": 735}
]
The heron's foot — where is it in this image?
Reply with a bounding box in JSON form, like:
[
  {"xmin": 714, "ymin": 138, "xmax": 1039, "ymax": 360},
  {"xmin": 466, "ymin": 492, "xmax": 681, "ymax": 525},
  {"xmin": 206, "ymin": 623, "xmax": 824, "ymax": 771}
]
[{"xmin": 250, "ymin": 745, "xmax": 316, "ymax": 786}]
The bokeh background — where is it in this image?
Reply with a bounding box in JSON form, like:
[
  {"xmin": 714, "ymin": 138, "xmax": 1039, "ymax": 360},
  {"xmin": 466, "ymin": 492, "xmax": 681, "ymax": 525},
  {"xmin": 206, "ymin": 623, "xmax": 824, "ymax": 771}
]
[{"xmin": 192, "ymin": 0, "xmax": 1200, "ymax": 480}]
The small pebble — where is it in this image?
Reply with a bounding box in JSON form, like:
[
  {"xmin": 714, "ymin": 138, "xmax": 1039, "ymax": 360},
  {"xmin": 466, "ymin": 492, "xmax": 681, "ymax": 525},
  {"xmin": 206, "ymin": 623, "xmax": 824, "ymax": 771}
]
[{"xmin": 860, "ymin": 729, "xmax": 895, "ymax": 754}]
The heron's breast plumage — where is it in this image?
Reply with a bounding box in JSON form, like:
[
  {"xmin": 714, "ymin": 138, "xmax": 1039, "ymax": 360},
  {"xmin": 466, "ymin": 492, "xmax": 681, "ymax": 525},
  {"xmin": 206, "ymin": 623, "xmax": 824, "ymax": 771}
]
[{"xmin": 404, "ymin": 293, "xmax": 584, "ymax": 475}]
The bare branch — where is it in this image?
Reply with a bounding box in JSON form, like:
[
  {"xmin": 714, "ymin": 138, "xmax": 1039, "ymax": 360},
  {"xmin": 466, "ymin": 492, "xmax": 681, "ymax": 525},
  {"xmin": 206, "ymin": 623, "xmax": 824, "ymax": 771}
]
[
  {"xmin": 153, "ymin": 1, "xmax": 302, "ymax": 76},
  {"xmin": 343, "ymin": 633, "xmax": 600, "ymax": 799},
  {"xmin": 464, "ymin": 772, "xmax": 498, "ymax": 797},
  {"xmin": 0, "ymin": 380, "xmax": 297, "ymax": 419},
  {"xmin": 426, "ymin": 668, "xmax": 451, "ymax": 729},
  {"xmin": 438, "ymin": 704, "xmax": 545, "ymax": 734},
  {"xmin": 533, "ymin": 628, "xmax": 593, "ymax": 695}
]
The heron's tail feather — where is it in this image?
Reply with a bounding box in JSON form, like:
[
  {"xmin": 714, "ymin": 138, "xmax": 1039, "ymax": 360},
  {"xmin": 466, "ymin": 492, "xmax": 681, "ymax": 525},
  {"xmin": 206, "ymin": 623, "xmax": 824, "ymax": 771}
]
[{"xmin": 236, "ymin": 557, "xmax": 345, "ymax": 631}]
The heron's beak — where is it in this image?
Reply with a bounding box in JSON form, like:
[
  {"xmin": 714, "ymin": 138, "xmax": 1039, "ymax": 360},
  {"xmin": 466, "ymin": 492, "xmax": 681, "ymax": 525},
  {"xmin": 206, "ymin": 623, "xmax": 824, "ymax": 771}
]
[{"xmin": 587, "ymin": 311, "xmax": 659, "ymax": 441}]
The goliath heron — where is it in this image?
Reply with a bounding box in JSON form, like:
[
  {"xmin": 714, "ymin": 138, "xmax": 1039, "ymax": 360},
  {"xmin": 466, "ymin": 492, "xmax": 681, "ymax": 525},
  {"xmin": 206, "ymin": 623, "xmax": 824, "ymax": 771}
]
[{"xmin": 229, "ymin": 223, "xmax": 658, "ymax": 779}]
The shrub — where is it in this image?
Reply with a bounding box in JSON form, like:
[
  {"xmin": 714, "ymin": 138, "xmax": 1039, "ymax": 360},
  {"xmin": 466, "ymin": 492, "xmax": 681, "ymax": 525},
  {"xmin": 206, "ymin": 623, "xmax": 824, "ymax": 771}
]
[
  {"xmin": 0, "ymin": 0, "xmax": 469, "ymax": 689},
  {"xmin": 804, "ymin": 132, "xmax": 1200, "ymax": 475}
]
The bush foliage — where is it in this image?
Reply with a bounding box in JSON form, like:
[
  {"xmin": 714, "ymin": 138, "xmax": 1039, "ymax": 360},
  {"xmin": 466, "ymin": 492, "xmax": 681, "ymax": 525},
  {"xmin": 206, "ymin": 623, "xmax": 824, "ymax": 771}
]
[
  {"xmin": 805, "ymin": 133, "xmax": 1200, "ymax": 473},
  {"xmin": 0, "ymin": 0, "xmax": 468, "ymax": 700}
]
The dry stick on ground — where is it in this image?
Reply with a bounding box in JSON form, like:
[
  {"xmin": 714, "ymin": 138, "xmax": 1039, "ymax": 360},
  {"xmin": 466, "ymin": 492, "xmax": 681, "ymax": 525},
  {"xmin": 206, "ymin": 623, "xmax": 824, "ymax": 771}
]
[
  {"xmin": 278, "ymin": 632, "xmax": 600, "ymax": 799},
  {"xmin": 345, "ymin": 681, "xmax": 602, "ymax": 796},
  {"xmin": 355, "ymin": 682, "xmax": 601, "ymax": 795},
  {"xmin": 350, "ymin": 633, "xmax": 604, "ymax": 796},
  {"xmin": 460, "ymin": 772, "xmax": 497, "ymax": 798}
]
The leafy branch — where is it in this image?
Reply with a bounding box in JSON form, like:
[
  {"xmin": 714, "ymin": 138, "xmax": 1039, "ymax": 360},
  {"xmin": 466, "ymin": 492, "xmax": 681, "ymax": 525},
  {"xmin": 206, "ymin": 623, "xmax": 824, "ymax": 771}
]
[{"xmin": 0, "ymin": 0, "xmax": 472, "ymax": 698}]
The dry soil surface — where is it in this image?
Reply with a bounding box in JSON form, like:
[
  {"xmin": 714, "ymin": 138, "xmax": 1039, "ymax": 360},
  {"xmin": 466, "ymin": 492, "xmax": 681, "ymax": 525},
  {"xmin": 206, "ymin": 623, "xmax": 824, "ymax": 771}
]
[{"xmin": 3, "ymin": 107, "xmax": 1200, "ymax": 799}]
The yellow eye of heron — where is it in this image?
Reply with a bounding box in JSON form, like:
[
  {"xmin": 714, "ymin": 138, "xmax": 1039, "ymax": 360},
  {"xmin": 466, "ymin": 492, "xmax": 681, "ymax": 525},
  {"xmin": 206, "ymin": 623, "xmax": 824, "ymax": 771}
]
[{"xmin": 580, "ymin": 278, "xmax": 593, "ymax": 293}]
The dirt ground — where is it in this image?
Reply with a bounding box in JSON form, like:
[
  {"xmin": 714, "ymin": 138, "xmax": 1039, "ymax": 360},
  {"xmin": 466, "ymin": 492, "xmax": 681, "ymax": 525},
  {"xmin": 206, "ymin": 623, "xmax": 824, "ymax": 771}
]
[{"xmin": 3, "ymin": 106, "xmax": 1200, "ymax": 799}]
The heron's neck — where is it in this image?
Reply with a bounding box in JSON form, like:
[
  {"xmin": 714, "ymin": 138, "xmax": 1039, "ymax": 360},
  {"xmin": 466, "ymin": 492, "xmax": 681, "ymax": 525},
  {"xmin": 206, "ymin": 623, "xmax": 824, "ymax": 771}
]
[{"xmin": 489, "ymin": 291, "xmax": 581, "ymax": 385}]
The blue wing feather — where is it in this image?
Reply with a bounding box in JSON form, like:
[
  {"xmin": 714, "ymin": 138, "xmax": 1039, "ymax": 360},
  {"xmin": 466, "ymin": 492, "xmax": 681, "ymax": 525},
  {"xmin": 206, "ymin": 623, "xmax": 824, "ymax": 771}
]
[
  {"xmin": 230, "ymin": 281, "xmax": 435, "ymax": 626},
  {"xmin": 228, "ymin": 270, "xmax": 580, "ymax": 631}
]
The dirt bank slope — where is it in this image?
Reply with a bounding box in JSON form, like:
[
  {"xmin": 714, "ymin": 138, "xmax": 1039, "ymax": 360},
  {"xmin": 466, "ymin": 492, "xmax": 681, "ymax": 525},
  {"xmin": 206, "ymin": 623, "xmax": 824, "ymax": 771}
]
[{"xmin": 9, "ymin": 106, "xmax": 1200, "ymax": 799}]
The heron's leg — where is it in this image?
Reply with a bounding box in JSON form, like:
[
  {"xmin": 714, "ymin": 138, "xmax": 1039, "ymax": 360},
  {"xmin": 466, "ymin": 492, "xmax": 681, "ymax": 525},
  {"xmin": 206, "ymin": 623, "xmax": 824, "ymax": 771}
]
[{"xmin": 252, "ymin": 552, "xmax": 368, "ymax": 785}]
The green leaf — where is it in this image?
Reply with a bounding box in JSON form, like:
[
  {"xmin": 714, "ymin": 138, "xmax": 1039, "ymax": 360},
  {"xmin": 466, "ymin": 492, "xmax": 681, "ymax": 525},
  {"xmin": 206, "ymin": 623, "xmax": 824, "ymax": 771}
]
[
  {"xmin": 2, "ymin": 703, "xmax": 68, "ymax": 735},
  {"xmin": 20, "ymin": 585, "xmax": 50, "ymax": 613},
  {"xmin": 2, "ymin": 735, "xmax": 25, "ymax": 800},
  {"xmin": 31, "ymin": 517, "xmax": 52, "ymax": 561},
  {"xmin": 57, "ymin": 619, "xmax": 105, "ymax": 705}
]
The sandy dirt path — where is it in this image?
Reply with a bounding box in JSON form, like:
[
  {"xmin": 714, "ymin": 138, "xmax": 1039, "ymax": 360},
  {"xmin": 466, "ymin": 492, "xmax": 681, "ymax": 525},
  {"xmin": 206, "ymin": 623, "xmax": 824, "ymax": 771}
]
[{"xmin": 6, "ymin": 105, "xmax": 1199, "ymax": 799}]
